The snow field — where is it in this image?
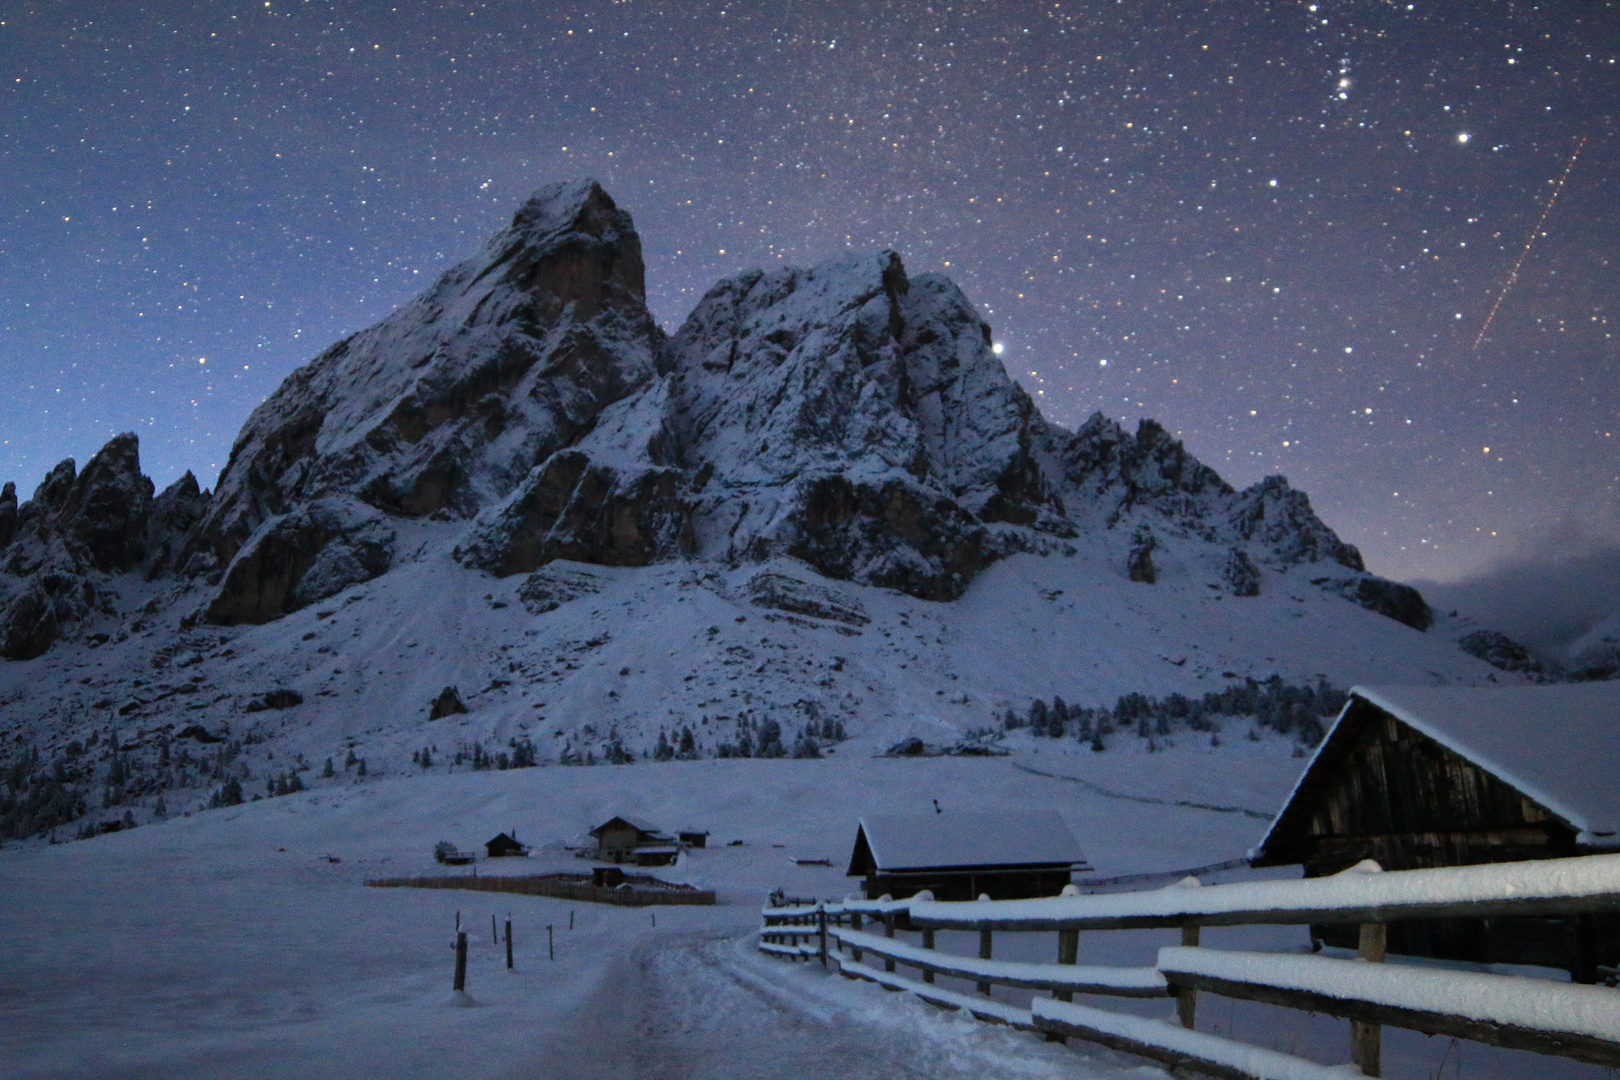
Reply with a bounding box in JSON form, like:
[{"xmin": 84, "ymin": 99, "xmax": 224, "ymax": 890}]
[{"xmin": 6, "ymin": 748, "xmax": 1615, "ymax": 1079}]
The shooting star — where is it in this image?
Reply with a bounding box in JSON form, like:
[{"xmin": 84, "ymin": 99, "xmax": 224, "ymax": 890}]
[{"xmin": 1474, "ymin": 135, "xmax": 1587, "ymax": 350}]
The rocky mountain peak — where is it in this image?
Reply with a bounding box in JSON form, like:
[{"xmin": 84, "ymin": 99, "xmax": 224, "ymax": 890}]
[
  {"xmin": 57, "ymin": 432, "xmax": 154, "ymax": 574},
  {"xmin": 188, "ymin": 178, "xmax": 664, "ymax": 623},
  {"xmin": 457, "ymin": 247, "xmax": 1062, "ymax": 600}
]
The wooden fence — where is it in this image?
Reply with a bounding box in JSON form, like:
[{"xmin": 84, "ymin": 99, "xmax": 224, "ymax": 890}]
[
  {"xmin": 369, "ymin": 872, "xmax": 716, "ymax": 906},
  {"xmin": 760, "ymin": 852, "xmax": 1620, "ymax": 1079}
]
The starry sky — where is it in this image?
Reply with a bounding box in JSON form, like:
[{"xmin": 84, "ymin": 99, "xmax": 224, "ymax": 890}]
[{"xmin": 3, "ymin": 0, "xmax": 1616, "ymax": 584}]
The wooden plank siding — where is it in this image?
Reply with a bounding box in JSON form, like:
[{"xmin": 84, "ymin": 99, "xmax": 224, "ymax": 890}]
[{"xmin": 1255, "ymin": 697, "xmax": 1620, "ymax": 978}]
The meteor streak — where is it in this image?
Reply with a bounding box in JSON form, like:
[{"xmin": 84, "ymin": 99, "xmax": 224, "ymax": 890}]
[{"xmin": 1474, "ymin": 136, "xmax": 1586, "ymax": 350}]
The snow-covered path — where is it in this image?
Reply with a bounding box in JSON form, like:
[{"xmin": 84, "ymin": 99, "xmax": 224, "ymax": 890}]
[{"xmin": 517, "ymin": 930, "xmax": 1098, "ymax": 1080}]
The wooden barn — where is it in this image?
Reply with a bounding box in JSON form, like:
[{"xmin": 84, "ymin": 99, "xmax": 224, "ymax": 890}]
[
  {"xmin": 589, "ymin": 815, "xmax": 679, "ymax": 866},
  {"xmin": 846, "ymin": 810, "xmax": 1089, "ymax": 901},
  {"xmin": 485, "ymin": 832, "xmax": 529, "ymax": 858},
  {"xmin": 1251, "ymin": 682, "xmax": 1620, "ymax": 981}
]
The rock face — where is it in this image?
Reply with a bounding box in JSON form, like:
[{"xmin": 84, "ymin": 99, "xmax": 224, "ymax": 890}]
[
  {"xmin": 1223, "ymin": 548, "xmax": 1262, "ymax": 597},
  {"xmin": 205, "ymin": 497, "xmax": 394, "ymax": 625},
  {"xmin": 145, "ymin": 472, "xmax": 211, "ymax": 578},
  {"xmin": 745, "ymin": 569, "xmax": 870, "ymax": 626},
  {"xmin": 0, "ymin": 483, "xmax": 18, "ymax": 551},
  {"xmin": 0, "ymin": 178, "xmax": 1445, "ymax": 659},
  {"xmin": 1569, "ymin": 613, "xmax": 1620, "ymax": 681},
  {"xmin": 0, "ymin": 433, "xmax": 175, "ymax": 658},
  {"xmin": 190, "ymin": 178, "xmax": 662, "ymax": 619},
  {"xmin": 659, "ymin": 254, "xmax": 1061, "ymax": 599},
  {"xmin": 1313, "ymin": 575, "xmax": 1434, "ymax": 631},
  {"xmin": 1458, "ymin": 629, "xmax": 1546, "ymax": 676}
]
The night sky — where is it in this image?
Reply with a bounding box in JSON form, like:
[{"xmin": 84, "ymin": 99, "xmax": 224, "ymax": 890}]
[{"xmin": 3, "ymin": 1, "xmax": 1616, "ymax": 585}]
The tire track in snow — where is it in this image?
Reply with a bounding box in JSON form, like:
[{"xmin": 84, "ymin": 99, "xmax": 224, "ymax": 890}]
[{"xmin": 1013, "ymin": 761, "xmax": 1274, "ymax": 821}]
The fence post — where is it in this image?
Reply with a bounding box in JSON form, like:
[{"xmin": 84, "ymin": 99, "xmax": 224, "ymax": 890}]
[
  {"xmin": 1176, "ymin": 924, "xmax": 1201, "ymax": 1029},
  {"xmin": 1055, "ymin": 928, "xmax": 1080, "ymax": 1002},
  {"xmin": 884, "ymin": 912, "xmax": 897, "ymax": 973},
  {"xmin": 977, "ymin": 924, "xmax": 993, "ymax": 996},
  {"xmin": 548, "ymin": 923, "xmax": 555, "ymax": 961},
  {"xmin": 1351, "ymin": 923, "xmax": 1386, "ymax": 1076},
  {"xmin": 851, "ymin": 910, "xmax": 863, "ymax": 962},
  {"xmin": 921, "ymin": 927, "xmax": 936, "ymax": 983},
  {"xmin": 505, "ymin": 918, "xmax": 514, "ymax": 970},
  {"xmin": 818, "ymin": 905, "xmax": 828, "ymax": 967},
  {"xmin": 493, "ymin": 912, "xmax": 499, "ymax": 944},
  {"xmin": 453, "ymin": 930, "xmax": 468, "ymax": 992}
]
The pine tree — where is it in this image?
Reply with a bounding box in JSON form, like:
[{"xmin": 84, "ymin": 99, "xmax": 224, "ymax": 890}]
[
  {"xmin": 1029, "ymin": 699, "xmax": 1050, "ymax": 737},
  {"xmin": 322, "ymin": 757, "xmax": 335, "ymax": 779},
  {"xmin": 757, "ymin": 719, "xmax": 785, "ymax": 758},
  {"xmin": 654, "ymin": 731, "xmax": 674, "ymax": 762}
]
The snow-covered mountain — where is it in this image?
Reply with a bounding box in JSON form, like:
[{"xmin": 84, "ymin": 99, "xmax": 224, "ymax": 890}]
[{"xmin": 0, "ymin": 180, "xmax": 1539, "ymax": 835}]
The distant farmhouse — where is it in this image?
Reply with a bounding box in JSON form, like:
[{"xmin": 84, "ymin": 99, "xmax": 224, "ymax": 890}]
[
  {"xmin": 1252, "ymin": 682, "xmax": 1620, "ymax": 981},
  {"xmin": 847, "ymin": 810, "xmax": 1089, "ymax": 901},
  {"xmin": 589, "ymin": 815, "xmax": 680, "ymax": 866},
  {"xmin": 485, "ymin": 832, "xmax": 529, "ymax": 858}
]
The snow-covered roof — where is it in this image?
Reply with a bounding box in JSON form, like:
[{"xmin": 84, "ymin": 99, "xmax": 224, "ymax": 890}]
[
  {"xmin": 1257, "ymin": 682, "xmax": 1620, "ymax": 854},
  {"xmin": 590, "ymin": 815, "xmax": 667, "ymax": 839},
  {"xmin": 851, "ymin": 811, "xmax": 1086, "ymax": 873}
]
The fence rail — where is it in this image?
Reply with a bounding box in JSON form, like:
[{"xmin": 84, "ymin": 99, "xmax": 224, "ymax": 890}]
[{"xmin": 759, "ymin": 851, "xmax": 1620, "ymax": 1079}]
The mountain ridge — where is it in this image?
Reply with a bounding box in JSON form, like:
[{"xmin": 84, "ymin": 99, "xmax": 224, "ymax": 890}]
[
  {"xmin": 3, "ymin": 178, "xmax": 1427, "ymax": 657},
  {"xmin": 0, "ymin": 180, "xmax": 1558, "ymax": 837}
]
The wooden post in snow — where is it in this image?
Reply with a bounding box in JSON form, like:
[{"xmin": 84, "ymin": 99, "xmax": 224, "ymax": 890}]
[
  {"xmin": 1352, "ymin": 923, "xmax": 1387, "ymax": 1076},
  {"xmin": 1055, "ymin": 928, "xmax": 1080, "ymax": 1002},
  {"xmin": 851, "ymin": 911, "xmax": 863, "ymax": 962},
  {"xmin": 883, "ymin": 912, "xmax": 897, "ymax": 972},
  {"xmin": 493, "ymin": 912, "xmax": 499, "ymax": 944},
  {"xmin": 818, "ymin": 905, "xmax": 828, "ymax": 967},
  {"xmin": 505, "ymin": 918, "xmax": 514, "ymax": 970},
  {"xmin": 977, "ymin": 925, "xmax": 993, "ymax": 996},
  {"xmin": 453, "ymin": 931, "xmax": 468, "ymax": 992},
  {"xmin": 1176, "ymin": 924, "xmax": 1201, "ymax": 1029},
  {"xmin": 921, "ymin": 928, "xmax": 936, "ymax": 983}
]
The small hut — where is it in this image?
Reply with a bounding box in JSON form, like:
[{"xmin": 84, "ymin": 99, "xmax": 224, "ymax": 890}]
[
  {"xmin": 846, "ymin": 810, "xmax": 1089, "ymax": 901},
  {"xmin": 678, "ymin": 829, "xmax": 710, "ymax": 849},
  {"xmin": 1251, "ymin": 682, "xmax": 1620, "ymax": 980},
  {"xmin": 485, "ymin": 832, "xmax": 529, "ymax": 858},
  {"xmin": 589, "ymin": 815, "xmax": 678, "ymax": 865}
]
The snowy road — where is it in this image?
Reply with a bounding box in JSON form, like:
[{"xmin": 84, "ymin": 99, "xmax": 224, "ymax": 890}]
[{"xmin": 513, "ymin": 930, "xmax": 1102, "ymax": 1080}]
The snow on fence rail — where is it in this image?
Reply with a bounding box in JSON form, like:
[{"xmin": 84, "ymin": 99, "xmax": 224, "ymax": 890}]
[{"xmin": 759, "ymin": 852, "xmax": 1620, "ymax": 1079}]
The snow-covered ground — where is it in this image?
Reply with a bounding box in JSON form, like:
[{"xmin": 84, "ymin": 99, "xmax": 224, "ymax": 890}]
[
  {"xmin": 0, "ymin": 541, "xmax": 1507, "ymax": 820},
  {"xmin": 3, "ymin": 746, "xmax": 1608, "ymax": 1079}
]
